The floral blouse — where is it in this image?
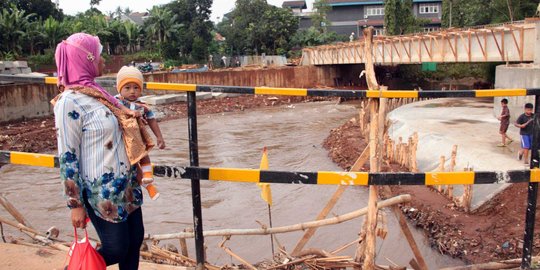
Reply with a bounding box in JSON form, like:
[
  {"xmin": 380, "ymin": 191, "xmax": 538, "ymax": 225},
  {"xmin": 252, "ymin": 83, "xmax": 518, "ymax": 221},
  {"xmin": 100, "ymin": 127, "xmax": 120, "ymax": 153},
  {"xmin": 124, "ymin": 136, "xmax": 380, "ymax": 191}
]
[{"xmin": 54, "ymin": 89, "xmax": 143, "ymax": 223}]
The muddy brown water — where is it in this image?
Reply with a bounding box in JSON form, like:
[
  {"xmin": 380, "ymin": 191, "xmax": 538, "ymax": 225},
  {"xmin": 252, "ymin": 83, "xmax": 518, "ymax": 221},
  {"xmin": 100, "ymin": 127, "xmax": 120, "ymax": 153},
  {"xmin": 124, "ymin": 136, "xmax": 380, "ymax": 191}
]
[{"xmin": 0, "ymin": 101, "xmax": 463, "ymax": 268}]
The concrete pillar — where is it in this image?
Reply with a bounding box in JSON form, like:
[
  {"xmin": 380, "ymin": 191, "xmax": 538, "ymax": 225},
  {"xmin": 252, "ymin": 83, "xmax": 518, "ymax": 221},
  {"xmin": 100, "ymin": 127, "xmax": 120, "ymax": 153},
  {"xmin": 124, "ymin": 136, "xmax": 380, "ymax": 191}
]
[
  {"xmin": 494, "ymin": 65, "xmax": 539, "ymax": 121},
  {"xmin": 535, "ymin": 21, "xmax": 540, "ymax": 66}
]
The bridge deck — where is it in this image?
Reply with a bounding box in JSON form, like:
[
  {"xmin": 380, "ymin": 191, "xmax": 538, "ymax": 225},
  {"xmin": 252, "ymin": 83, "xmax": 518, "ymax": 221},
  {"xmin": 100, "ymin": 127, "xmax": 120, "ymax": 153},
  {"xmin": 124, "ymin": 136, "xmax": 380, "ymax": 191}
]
[{"xmin": 302, "ymin": 20, "xmax": 539, "ymax": 65}]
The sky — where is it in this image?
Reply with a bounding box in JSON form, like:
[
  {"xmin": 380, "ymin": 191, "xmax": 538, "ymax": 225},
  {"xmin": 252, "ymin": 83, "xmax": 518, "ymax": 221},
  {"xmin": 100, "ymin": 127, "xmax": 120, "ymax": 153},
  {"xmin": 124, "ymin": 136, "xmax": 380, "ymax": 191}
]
[{"xmin": 57, "ymin": 0, "xmax": 315, "ymax": 22}]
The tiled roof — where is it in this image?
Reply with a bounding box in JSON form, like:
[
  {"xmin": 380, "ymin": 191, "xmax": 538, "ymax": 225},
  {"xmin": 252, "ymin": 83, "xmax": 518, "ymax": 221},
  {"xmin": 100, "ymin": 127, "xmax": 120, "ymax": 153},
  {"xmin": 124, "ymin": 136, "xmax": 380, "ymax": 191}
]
[{"xmin": 282, "ymin": 1, "xmax": 307, "ymax": 9}]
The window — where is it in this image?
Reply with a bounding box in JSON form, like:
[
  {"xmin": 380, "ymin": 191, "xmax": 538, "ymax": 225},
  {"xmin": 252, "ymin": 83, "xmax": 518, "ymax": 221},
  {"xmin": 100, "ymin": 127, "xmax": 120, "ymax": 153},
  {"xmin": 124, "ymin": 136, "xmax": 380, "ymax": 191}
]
[
  {"xmin": 374, "ymin": 28, "xmax": 385, "ymax": 36},
  {"xmin": 424, "ymin": 27, "xmax": 440, "ymax": 33},
  {"xmin": 419, "ymin": 4, "xmax": 439, "ymax": 14},
  {"xmin": 366, "ymin": 6, "xmax": 384, "ymax": 17}
]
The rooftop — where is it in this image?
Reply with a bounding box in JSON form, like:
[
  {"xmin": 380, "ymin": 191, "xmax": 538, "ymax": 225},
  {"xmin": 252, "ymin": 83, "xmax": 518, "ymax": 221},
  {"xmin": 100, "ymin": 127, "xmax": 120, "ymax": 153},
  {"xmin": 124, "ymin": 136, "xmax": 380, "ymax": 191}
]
[
  {"xmin": 282, "ymin": 1, "xmax": 308, "ymax": 9},
  {"xmin": 328, "ymin": 0, "xmax": 442, "ymax": 6}
]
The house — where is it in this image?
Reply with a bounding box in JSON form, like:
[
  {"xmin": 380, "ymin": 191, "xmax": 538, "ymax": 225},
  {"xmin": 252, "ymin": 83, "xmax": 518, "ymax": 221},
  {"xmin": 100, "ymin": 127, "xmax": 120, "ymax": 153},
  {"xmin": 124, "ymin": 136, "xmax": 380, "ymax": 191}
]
[
  {"xmin": 120, "ymin": 12, "xmax": 150, "ymax": 26},
  {"xmin": 326, "ymin": 0, "xmax": 442, "ymax": 36},
  {"xmin": 282, "ymin": 0, "xmax": 313, "ymax": 30}
]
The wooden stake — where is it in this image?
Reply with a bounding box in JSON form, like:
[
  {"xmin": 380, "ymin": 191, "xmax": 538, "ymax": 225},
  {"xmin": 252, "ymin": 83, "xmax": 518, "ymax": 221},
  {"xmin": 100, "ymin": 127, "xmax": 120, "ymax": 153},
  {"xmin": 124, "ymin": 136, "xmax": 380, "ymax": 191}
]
[
  {"xmin": 448, "ymin": 145, "xmax": 458, "ymax": 199},
  {"xmin": 437, "ymin": 155, "xmax": 446, "ymax": 193},
  {"xmin": 357, "ymin": 26, "xmax": 380, "ymax": 270},
  {"xmin": 219, "ymin": 236, "xmax": 257, "ymax": 270},
  {"xmin": 179, "ymin": 228, "xmax": 190, "ymax": 257},
  {"xmin": 0, "ymin": 194, "xmax": 34, "ymax": 229},
  {"xmin": 292, "ymin": 144, "xmax": 371, "ymax": 256}
]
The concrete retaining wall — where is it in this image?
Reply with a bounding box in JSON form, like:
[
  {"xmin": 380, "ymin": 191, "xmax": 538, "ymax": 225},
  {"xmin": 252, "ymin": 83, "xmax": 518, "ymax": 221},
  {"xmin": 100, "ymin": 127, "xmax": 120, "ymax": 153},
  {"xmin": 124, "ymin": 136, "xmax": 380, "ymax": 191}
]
[
  {"xmin": 0, "ymin": 83, "xmax": 58, "ymax": 123},
  {"xmin": 0, "ymin": 66, "xmax": 340, "ymax": 123},
  {"xmin": 144, "ymin": 65, "xmax": 338, "ymax": 91},
  {"xmin": 494, "ymin": 64, "xmax": 539, "ymax": 122}
]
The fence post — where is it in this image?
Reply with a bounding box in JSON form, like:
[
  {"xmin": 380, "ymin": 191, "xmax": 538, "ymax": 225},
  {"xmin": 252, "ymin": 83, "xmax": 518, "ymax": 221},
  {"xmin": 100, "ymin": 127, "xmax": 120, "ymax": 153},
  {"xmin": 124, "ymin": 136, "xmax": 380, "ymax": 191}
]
[
  {"xmin": 521, "ymin": 94, "xmax": 540, "ymax": 269},
  {"xmin": 187, "ymin": 91, "xmax": 206, "ymax": 270}
]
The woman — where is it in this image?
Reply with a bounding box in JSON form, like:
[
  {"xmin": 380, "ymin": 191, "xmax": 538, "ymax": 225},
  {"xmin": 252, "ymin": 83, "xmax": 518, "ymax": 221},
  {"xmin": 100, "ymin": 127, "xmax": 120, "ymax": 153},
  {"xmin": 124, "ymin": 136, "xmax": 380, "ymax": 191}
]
[{"xmin": 54, "ymin": 33, "xmax": 145, "ymax": 270}]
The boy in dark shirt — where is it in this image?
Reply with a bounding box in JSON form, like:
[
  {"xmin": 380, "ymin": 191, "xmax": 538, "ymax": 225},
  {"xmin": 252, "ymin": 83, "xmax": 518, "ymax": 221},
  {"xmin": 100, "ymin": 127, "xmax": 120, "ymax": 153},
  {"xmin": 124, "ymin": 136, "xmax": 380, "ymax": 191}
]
[
  {"xmin": 515, "ymin": 103, "xmax": 534, "ymax": 164},
  {"xmin": 497, "ymin": 98, "xmax": 513, "ymax": 146}
]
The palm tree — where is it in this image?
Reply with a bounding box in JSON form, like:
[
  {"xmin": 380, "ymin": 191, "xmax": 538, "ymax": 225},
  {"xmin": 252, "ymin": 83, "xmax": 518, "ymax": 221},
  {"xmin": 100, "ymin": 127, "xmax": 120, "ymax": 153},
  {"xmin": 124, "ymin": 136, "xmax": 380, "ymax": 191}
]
[
  {"xmin": 0, "ymin": 5, "xmax": 35, "ymax": 54},
  {"xmin": 25, "ymin": 20, "xmax": 46, "ymax": 54},
  {"xmin": 124, "ymin": 22, "xmax": 140, "ymax": 53},
  {"xmin": 144, "ymin": 6, "xmax": 180, "ymax": 44},
  {"xmin": 43, "ymin": 17, "xmax": 65, "ymax": 50}
]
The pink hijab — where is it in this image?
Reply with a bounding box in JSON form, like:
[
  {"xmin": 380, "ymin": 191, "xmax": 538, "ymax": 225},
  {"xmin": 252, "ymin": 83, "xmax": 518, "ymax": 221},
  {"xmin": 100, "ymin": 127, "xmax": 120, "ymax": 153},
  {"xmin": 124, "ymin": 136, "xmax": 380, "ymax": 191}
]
[{"xmin": 55, "ymin": 33, "xmax": 120, "ymax": 107}]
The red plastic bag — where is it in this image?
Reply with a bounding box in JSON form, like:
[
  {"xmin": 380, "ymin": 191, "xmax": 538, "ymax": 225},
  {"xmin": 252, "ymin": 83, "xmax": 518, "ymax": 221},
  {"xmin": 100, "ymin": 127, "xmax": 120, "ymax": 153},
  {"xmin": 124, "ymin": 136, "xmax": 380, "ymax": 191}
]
[{"xmin": 67, "ymin": 227, "xmax": 106, "ymax": 270}]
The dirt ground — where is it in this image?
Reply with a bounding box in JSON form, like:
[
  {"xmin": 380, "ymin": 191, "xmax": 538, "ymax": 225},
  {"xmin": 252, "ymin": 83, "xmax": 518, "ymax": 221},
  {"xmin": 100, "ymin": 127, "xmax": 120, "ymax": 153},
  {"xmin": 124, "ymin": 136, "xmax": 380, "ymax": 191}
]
[
  {"xmin": 323, "ymin": 115, "xmax": 540, "ymax": 265},
  {"xmin": 0, "ymin": 95, "xmax": 333, "ymax": 154},
  {"xmin": 0, "ymin": 243, "xmax": 188, "ymax": 270}
]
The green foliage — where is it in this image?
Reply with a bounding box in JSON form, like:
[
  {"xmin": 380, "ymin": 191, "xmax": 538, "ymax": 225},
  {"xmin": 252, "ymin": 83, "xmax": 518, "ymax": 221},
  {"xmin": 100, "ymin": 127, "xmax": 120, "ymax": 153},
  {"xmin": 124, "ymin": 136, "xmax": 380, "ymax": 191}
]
[
  {"xmin": 163, "ymin": 59, "xmax": 183, "ymax": 68},
  {"xmin": 0, "ymin": 5, "xmax": 35, "ymax": 55},
  {"xmin": 291, "ymin": 26, "xmax": 347, "ymax": 47},
  {"xmin": 1, "ymin": 0, "xmax": 63, "ymax": 21},
  {"xmin": 217, "ymin": 0, "xmax": 299, "ymax": 55},
  {"xmin": 311, "ymin": 0, "xmax": 331, "ymax": 32},
  {"xmin": 384, "ymin": 0, "xmax": 426, "ymax": 35},
  {"xmin": 28, "ymin": 52, "xmax": 55, "ymax": 66},
  {"xmin": 398, "ymin": 63, "xmax": 498, "ymax": 82},
  {"xmin": 124, "ymin": 50, "xmax": 162, "ymax": 62},
  {"xmin": 441, "ymin": 0, "xmax": 538, "ymax": 28}
]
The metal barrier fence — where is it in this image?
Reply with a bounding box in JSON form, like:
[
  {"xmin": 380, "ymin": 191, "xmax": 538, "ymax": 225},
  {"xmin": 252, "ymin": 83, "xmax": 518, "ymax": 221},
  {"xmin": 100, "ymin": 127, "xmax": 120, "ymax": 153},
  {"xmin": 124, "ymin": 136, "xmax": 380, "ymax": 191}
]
[
  {"xmin": 3, "ymin": 151, "xmax": 540, "ymax": 185},
  {"xmin": 1, "ymin": 74, "xmax": 540, "ymax": 268}
]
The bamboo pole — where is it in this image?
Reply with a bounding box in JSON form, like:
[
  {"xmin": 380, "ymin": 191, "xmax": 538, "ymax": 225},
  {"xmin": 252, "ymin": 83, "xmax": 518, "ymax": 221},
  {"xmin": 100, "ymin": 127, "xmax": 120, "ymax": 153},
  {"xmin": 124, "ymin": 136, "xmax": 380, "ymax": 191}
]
[
  {"xmin": 356, "ymin": 26, "xmax": 381, "ymax": 270},
  {"xmin": 0, "ymin": 194, "xmax": 34, "ymax": 229},
  {"xmin": 147, "ymin": 195, "xmax": 411, "ymax": 241},
  {"xmin": 448, "ymin": 145, "xmax": 458, "ymax": 198},
  {"xmin": 0, "ymin": 215, "xmax": 69, "ymax": 251},
  {"xmin": 219, "ymin": 237, "xmax": 257, "ymax": 270},
  {"xmin": 179, "ymin": 228, "xmax": 190, "ymax": 257},
  {"xmin": 437, "ymin": 155, "xmax": 446, "ymax": 193},
  {"xmin": 291, "ymin": 144, "xmax": 371, "ymax": 256}
]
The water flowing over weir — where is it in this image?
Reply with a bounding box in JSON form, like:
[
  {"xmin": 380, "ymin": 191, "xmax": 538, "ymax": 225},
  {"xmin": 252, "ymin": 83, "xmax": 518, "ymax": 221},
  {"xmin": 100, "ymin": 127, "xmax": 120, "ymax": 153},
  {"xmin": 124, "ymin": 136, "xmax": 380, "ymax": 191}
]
[{"xmin": 0, "ymin": 101, "xmax": 462, "ymax": 268}]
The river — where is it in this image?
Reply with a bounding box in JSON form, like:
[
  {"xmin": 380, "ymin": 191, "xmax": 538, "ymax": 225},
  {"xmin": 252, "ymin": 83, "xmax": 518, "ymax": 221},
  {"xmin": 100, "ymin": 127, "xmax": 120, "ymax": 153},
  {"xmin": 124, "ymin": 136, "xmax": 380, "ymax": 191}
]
[{"xmin": 0, "ymin": 101, "xmax": 462, "ymax": 268}]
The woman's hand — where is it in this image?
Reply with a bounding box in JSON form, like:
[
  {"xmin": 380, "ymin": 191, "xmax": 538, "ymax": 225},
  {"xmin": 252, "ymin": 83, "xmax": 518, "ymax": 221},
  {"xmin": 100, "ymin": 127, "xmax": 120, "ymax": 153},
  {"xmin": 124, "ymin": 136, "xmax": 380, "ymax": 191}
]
[{"xmin": 71, "ymin": 207, "xmax": 88, "ymax": 228}]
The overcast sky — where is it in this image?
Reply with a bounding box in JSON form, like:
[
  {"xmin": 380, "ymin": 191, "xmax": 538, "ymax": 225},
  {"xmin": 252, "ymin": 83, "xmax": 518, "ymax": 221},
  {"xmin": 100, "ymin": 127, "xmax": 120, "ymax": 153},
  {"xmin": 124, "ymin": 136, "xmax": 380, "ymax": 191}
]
[{"xmin": 58, "ymin": 0, "xmax": 315, "ymax": 22}]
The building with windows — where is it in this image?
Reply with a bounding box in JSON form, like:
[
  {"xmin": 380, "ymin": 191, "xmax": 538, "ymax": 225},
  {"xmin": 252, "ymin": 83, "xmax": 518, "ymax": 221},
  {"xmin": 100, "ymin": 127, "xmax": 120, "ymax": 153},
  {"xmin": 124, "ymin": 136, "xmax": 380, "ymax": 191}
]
[
  {"xmin": 282, "ymin": 0, "xmax": 313, "ymax": 30},
  {"xmin": 326, "ymin": 0, "xmax": 442, "ymax": 37}
]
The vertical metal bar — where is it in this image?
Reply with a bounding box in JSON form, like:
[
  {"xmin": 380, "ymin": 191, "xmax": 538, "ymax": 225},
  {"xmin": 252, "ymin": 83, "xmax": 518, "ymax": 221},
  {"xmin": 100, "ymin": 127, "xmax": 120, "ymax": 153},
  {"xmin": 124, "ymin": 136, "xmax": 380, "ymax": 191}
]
[
  {"xmin": 521, "ymin": 94, "xmax": 540, "ymax": 269},
  {"xmin": 187, "ymin": 91, "xmax": 205, "ymax": 270}
]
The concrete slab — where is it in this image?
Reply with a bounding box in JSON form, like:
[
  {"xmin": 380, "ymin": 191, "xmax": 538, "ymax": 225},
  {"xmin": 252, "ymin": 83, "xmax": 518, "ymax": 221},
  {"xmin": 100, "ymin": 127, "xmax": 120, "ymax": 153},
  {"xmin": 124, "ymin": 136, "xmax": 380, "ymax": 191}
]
[
  {"xmin": 12, "ymin": 61, "xmax": 28, "ymax": 68},
  {"xmin": 18, "ymin": 67, "xmax": 31, "ymax": 74},
  {"xmin": 211, "ymin": 92, "xmax": 242, "ymax": 98},
  {"xmin": 139, "ymin": 94, "xmax": 184, "ymax": 105},
  {"xmin": 2, "ymin": 61, "xmax": 14, "ymax": 68},
  {"xmin": 388, "ymin": 98, "xmax": 525, "ymax": 211}
]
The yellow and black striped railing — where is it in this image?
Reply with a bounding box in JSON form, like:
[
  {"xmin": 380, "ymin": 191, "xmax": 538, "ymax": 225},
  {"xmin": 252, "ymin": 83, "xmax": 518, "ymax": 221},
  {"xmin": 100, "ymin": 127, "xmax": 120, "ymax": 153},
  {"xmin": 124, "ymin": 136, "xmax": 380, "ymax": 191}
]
[
  {"xmin": 2, "ymin": 151, "xmax": 538, "ymax": 186},
  {"xmin": 0, "ymin": 74, "xmax": 537, "ymax": 99}
]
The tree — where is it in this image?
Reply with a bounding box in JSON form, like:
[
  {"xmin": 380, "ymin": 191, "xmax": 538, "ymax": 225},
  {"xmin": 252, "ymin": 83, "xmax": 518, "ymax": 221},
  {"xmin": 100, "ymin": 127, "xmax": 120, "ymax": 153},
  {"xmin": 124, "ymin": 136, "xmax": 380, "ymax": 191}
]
[
  {"xmin": 441, "ymin": 0, "xmax": 537, "ymax": 28},
  {"xmin": 43, "ymin": 17, "xmax": 66, "ymax": 50},
  {"xmin": 217, "ymin": 0, "xmax": 299, "ymax": 55},
  {"xmin": 1, "ymin": 0, "xmax": 63, "ymax": 21},
  {"xmin": 384, "ymin": 0, "xmax": 426, "ymax": 35},
  {"xmin": 90, "ymin": 0, "xmax": 101, "ymax": 8},
  {"xmin": 311, "ymin": 0, "xmax": 331, "ymax": 33},
  {"xmin": 0, "ymin": 5, "xmax": 35, "ymax": 55}
]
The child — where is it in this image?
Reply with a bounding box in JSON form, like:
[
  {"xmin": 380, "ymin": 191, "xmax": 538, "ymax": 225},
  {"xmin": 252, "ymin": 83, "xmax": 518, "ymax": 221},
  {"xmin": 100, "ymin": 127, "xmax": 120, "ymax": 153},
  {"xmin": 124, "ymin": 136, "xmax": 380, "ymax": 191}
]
[
  {"xmin": 497, "ymin": 98, "xmax": 513, "ymax": 146},
  {"xmin": 515, "ymin": 103, "xmax": 534, "ymax": 164},
  {"xmin": 116, "ymin": 66, "xmax": 166, "ymax": 200}
]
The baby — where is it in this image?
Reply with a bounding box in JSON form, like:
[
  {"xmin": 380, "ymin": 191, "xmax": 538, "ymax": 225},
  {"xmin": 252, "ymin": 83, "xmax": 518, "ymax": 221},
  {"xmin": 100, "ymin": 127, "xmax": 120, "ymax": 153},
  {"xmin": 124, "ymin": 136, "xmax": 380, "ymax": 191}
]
[{"xmin": 116, "ymin": 66, "xmax": 166, "ymax": 200}]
